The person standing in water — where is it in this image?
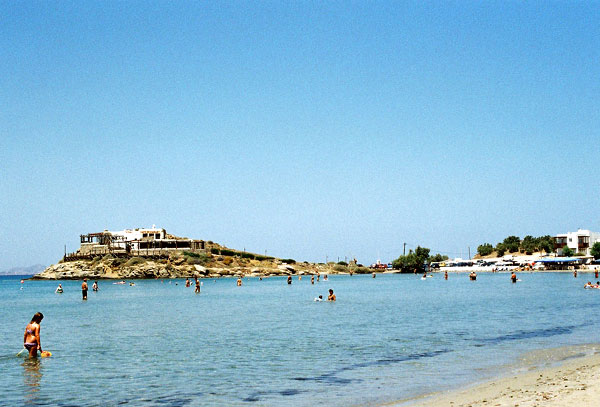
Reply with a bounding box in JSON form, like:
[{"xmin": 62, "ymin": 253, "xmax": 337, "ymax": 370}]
[
  {"xmin": 81, "ymin": 279, "xmax": 88, "ymax": 300},
  {"xmin": 237, "ymin": 277, "xmax": 242, "ymax": 287},
  {"xmin": 311, "ymin": 275, "xmax": 315, "ymax": 284},
  {"xmin": 92, "ymin": 281, "xmax": 98, "ymax": 292},
  {"xmin": 55, "ymin": 284, "xmax": 63, "ymax": 293},
  {"xmin": 444, "ymin": 271, "xmax": 448, "ymax": 280},
  {"xmin": 23, "ymin": 312, "xmax": 44, "ymax": 358},
  {"xmin": 327, "ymin": 289, "xmax": 336, "ymax": 301},
  {"xmin": 195, "ymin": 278, "xmax": 201, "ymax": 293},
  {"xmin": 287, "ymin": 276, "xmax": 292, "ymax": 285},
  {"xmin": 511, "ymin": 272, "xmax": 517, "ymax": 283}
]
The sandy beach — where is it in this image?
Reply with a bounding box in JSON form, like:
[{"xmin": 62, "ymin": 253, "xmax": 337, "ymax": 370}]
[{"xmin": 394, "ymin": 345, "xmax": 600, "ymax": 407}]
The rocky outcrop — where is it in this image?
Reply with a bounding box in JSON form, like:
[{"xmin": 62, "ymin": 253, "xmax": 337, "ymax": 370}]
[{"xmin": 32, "ymin": 255, "xmax": 341, "ymax": 280}]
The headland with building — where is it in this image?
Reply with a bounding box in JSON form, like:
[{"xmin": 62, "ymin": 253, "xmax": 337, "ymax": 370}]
[{"xmin": 34, "ymin": 226, "xmax": 363, "ymax": 280}]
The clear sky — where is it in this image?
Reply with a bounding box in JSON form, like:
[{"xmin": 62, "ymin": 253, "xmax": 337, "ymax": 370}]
[{"xmin": 1, "ymin": 1, "xmax": 599, "ymax": 270}]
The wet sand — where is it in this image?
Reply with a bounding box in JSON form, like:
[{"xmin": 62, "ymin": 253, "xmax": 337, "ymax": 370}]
[{"xmin": 394, "ymin": 345, "xmax": 600, "ymax": 407}]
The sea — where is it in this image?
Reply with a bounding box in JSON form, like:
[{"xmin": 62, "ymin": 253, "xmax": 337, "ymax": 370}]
[{"xmin": 1, "ymin": 272, "xmax": 599, "ymax": 407}]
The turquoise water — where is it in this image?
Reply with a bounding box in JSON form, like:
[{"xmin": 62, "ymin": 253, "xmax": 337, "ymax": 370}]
[{"xmin": 1, "ymin": 272, "xmax": 599, "ymax": 406}]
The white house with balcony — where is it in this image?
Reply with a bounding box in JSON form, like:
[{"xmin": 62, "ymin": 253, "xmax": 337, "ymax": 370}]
[{"xmin": 554, "ymin": 229, "xmax": 600, "ymax": 256}]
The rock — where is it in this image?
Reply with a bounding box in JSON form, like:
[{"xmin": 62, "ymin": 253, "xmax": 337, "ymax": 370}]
[{"xmin": 172, "ymin": 257, "xmax": 186, "ymax": 266}]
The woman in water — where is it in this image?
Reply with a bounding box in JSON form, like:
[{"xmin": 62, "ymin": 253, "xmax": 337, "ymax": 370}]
[
  {"xmin": 327, "ymin": 289, "xmax": 336, "ymax": 301},
  {"xmin": 23, "ymin": 312, "xmax": 44, "ymax": 358}
]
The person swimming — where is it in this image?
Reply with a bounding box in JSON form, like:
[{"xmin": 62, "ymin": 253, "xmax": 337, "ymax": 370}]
[
  {"xmin": 23, "ymin": 312, "xmax": 44, "ymax": 358},
  {"xmin": 314, "ymin": 295, "xmax": 323, "ymax": 302},
  {"xmin": 185, "ymin": 278, "xmax": 191, "ymax": 287},
  {"xmin": 55, "ymin": 284, "xmax": 63, "ymax": 294},
  {"xmin": 469, "ymin": 271, "xmax": 477, "ymax": 281}
]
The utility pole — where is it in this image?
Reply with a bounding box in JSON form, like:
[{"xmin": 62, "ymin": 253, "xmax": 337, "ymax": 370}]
[
  {"xmin": 403, "ymin": 243, "xmax": 406, "ymax": 256},
  {"xmin": 468, "ymin": 246, "xmax": 471, "ymax": 260}
]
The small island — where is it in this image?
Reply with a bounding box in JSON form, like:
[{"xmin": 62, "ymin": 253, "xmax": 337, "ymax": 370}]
[{"xmin": 33, "ymin": 226, "xmax": 371, "ymax": 280}]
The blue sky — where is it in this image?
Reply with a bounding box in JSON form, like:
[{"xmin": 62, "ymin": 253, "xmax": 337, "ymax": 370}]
[{"xmin": 1, "ymin": 1, "xmax": 599, "ymax": 269}]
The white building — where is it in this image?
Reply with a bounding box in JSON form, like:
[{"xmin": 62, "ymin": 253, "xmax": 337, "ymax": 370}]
[
  {"xmin": 554, "ymin": 229, "xmax": 600, "ymax": 256},
  {"xmin": 108, "ymin": 226, "xmax": 167, "ymax": 245},
  {"xmin": 77, "ymin": 226, "xmax": 207, "ymax": 256}
]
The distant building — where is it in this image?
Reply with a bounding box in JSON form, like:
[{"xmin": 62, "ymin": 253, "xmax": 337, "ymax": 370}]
[
  {"xmin": 74, "ymin": 226, "xmax": 214, "ymax": 258},
  {"xmin": 554, "ymin": 229, "xmax": 600, "ymax": 256}
]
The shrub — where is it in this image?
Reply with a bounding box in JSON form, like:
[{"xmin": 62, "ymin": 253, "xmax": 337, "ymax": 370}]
[
  {"xmin": 255, "ymin": 255, "xmax": 274, "ymax": 261},
  {"xmin": 223, "ymin": 257, "xmax": 233, "ymax": 265},
  {"xmin": 281, "ymin": 259, "xmax": 296, "ymax": 264},
  {"xmin": 184, "ymin": 251, "xmax": 211, "ymax": 265},
  {"xmin": 337, "ymin": 261, "xmax": 348, "ymax": 266},
  {"xmin": 477, "ymin": 243, "xmax": 494, "ymax": 256},
  {"xmin": 591, "ymin": 242, "xmax": 600, "ymax": 259},
  {"xmin": 355, "ymin": 266, "xmax": 370, "ymax": 274},
  {"xmin": 125, "ymin": 257, "xmax": 146, "ymax": 267},
  {"xmin": 210, "ymin": 248, "xmax": 220, "ymax": 255},
  {"xmin": 220, "ymin": 249, "xmax": 237, "ymax": 256},
  {"xmin": 333, "ymin": 264, "xmax": 347, "ymax": 272},
  {"xmin": 240, "ymin": 252, "xmax": 255, "ymax": 259},
  {"xmin": 562, "ymin": 246, "xmax": 574, "ymax": 257}
]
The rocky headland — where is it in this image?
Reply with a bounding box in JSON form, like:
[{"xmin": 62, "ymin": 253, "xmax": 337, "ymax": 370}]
[{"xmin": 33, "ymin": 251, "xmax": 372, "ymax": 280}]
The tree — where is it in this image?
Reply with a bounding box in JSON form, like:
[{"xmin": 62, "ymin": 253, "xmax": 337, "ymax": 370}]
[
  {"xmin": 520, "ymin": 235, "xmax": 537, "ymax": 255},
  {"xmin": 503, "ymin": 236, "xmax": 521, "ymax": 253},
  {"xmin": 591, "ymin": 242, "xmax": 600, "ymax": 259},
  {"xmin": 536, "ymin": 235, "xmax": 555, "ymax": 254},
  {"xmin": 392, "ymin": 246, "xmax": 430, "ymax": 273},
  {"xmin": 429, "ymin": 253, "xmax": 449, "ymax": 263},
  {"xmin": 477, "ymin": 243, "xmax": 494, "ymax": 256},
  {"xmin": 496, "ymin": 243, "xmax": 506, "ymax": 257},
  {"xmin": 562, "ymin": 246, "xmax": 574, "ymax": 257}
]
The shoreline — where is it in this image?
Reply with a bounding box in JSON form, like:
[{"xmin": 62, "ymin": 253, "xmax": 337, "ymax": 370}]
[{"xmin": 388, "ymin": 344, "xmax": 600, "ymax": 407}]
